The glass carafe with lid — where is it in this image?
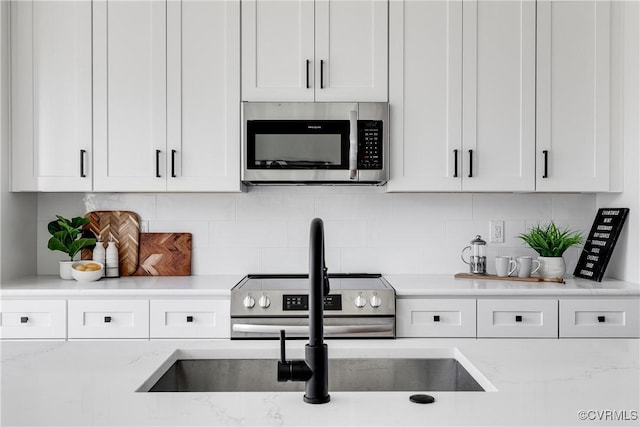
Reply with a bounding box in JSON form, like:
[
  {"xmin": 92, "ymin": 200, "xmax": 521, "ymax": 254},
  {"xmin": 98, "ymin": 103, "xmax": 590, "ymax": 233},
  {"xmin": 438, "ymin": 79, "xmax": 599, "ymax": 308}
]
[{"xmin": 461, "ymin": 235, "xmax": 487, "ymax": 274}]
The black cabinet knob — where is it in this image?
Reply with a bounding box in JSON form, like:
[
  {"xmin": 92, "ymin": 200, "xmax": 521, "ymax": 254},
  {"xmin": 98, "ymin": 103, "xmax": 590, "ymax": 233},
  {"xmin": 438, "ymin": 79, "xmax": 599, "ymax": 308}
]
[
  {"xmin": 186, "ymin": 316, "xmax": 194, "ymax": 323},
  {"xmin": 515, "ymin": 315, "xmax": 523, "ymax": 323},
  {"xmin": 104, "ymin": 316, "xmax": 112, "ymax": 323},
  {"xmin": 20, "ymin": 316, "xmax": 29, "ymax": 324},
  {"xmin": 433, "ymin": 315, "xmax": 441, "ymax": 322},
  {"xmin": 597, "ymin": 315, "xmax": 606, "ymax": 323}
]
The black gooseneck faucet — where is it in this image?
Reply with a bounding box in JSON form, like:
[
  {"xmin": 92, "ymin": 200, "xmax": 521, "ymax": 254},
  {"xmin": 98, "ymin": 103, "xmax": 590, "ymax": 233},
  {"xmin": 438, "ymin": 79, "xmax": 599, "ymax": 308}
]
[{"xmin": 277, "ymin": 218, "xmax": 331, "ymax": 404}]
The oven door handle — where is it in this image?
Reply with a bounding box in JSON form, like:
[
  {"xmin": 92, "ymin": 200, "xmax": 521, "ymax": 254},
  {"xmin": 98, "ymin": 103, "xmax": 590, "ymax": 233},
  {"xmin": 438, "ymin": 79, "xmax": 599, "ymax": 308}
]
[
  {"xmin": 232, "ymin": 323, "xmax": 392, "ymax": 335},
  {"xmin": 349, "ymin": 110, "xmax": 358, "ymax": 180}
]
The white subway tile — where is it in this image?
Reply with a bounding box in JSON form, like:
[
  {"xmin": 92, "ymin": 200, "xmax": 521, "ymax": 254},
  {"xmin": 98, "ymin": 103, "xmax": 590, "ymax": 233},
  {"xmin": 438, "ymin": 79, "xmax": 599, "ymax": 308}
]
[
  {"xmin": 367, "ymin": 220, "xmax": 445, "ymax": 248},
  {"xmin": 288, "ymin": 220, "xmax": 366, "ymax": 248},
  {"xmin": 394, "ymin": 194, "xmax": 473, "ymax": 220},
  {"xmin": 38, "ymin": 193, "xmax": 83, "ymax": 220},
  {"xmin": 472, "ymin": 194, "xmax": 552, "ymax": 220},
  {"xmin": 210, "ymin": 221, "xmax": 287, "ymax": 248},
  {"xmin": 81, "ymin": 193, "xmax": 157, "ymax": 219},
  {"xmin": 341, "ymin": 248, "xmax": 422, "ymax": 274},
  {"xmin": 261, "ymin": 248, "xmax": 308, "ymax": 274},
  {"xmin": 236, "ymin": 193, "xmax": 314, "ymax": 221},
  {"xmin": 157, "ymin": 194, "xmax": 235, "ymax": 221},
  {"xmin": 552, "ymin": 194, "xmax": 597, "ymax": 220},
  {"xmin": 314, "ymin": 194, "xmax": 394, "ymax": 220},
  {"xmin": 192, "ymin": 247, "xmax": 262, "ymax": 275},
  {"xmin": 421, "ymin": 247, "xmax": 466, "ymax": 274}
]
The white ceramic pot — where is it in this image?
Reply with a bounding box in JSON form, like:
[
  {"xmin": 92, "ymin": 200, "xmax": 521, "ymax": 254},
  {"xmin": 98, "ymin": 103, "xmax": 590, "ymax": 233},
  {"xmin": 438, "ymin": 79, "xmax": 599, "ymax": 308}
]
[
  {"xmin": 59, "ymin": 260, "xmax": 74, "ymax": 280},
  {"xmin": 537, "ymin": 256, "xmax": 566, "ymax": 278}
]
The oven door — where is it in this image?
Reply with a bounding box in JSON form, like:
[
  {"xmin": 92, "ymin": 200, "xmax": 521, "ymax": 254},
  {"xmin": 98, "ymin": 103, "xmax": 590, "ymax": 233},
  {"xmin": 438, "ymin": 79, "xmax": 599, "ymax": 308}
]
[{"xmin": 231, "ymin": 316, "xmax": 395, "ymax": 339}]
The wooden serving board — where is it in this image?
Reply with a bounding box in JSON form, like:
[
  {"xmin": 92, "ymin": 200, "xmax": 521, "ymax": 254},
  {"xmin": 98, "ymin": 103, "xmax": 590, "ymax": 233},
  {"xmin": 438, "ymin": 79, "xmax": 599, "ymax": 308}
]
[
  {"xmin": 454, "ymin": 273, "xmax": 565, "ymax": 284},
  {"xmin": 81, "ymin": 210, "xmax": 140, "ymax": 276},
  {"xmin": 133, "ymin": 233, "xmax": 192, "ymax": 276}
]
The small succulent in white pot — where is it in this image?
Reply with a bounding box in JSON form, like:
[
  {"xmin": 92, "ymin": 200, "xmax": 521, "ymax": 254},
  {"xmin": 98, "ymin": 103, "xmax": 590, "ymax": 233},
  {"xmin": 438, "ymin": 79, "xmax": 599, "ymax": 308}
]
[{"xmin": 518, "ymin": 221, "xmax": 583, "ymax": 278}]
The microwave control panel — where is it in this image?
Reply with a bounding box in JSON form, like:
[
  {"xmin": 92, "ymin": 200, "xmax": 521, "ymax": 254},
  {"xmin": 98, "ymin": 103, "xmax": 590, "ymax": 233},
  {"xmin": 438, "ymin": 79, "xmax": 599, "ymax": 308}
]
[{"xmin": 357, "ymin": 121, "xmax": 383, "ymax": 170}]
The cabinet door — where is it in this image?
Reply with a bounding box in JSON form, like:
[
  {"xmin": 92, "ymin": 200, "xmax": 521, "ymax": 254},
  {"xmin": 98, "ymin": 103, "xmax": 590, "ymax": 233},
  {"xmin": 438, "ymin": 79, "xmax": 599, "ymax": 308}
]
[
  {"xmin": 93, "ymin": 1, "xmax": 167, "ymax": 191},
  {"xmin": 11, "ymin": 1, "xmax": 92, "ymax": 192},
  {"xmin": 396, "ymin": 299, "xmax": 476, "ymax": 338},
  {"xmin": 0, "ymin": 299, "xmax": 66, "ymax": 340},
  {"xmin": 536, "ymin": 1, "xmax": 610, "ymax": 191},
  {"xmin": 166, "ymin": 0, "xmax": 241, "ymax": 192},
  {"xmin": 150, "ymin": 299, "xmax": 230, "ymax": 339},
  {"xmin": 68, "ymin": 299, "xmax": 149, "ymax": 339},
  {"xmin": 462, "ymin": 0, "xmax": 536, "ymax": 192},
  {"xmin": 315, "ymin": 0, "xmax": 388, "ymax": 102},
  {"xmin": 241, "ymin": 0, "xmax": 314, "ymax": 101},
  {"xmin": 477, "ymin": 299, "xmax": 558, "ymax": 338},
  {"xmin": 387, "ymin": 0, "xmax": 462, "ymax": 191},
  {"xmin": 559, "ymin": 299, "xmax": 639, "ymax": 338}
]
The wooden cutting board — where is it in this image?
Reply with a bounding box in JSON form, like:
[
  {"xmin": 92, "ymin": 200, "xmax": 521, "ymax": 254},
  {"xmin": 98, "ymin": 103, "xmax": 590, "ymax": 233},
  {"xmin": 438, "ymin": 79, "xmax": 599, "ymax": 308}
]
[
  {"xmin": 454, "ymin": 273, "xmax": 565, "ymax": 284},
  {"xmin": 133, "ymin": 233, "xmax": 192, "ymax": 276},
  {"xmin": 81, "ymin": 211, "xmax": 140, "ymax": 276}
]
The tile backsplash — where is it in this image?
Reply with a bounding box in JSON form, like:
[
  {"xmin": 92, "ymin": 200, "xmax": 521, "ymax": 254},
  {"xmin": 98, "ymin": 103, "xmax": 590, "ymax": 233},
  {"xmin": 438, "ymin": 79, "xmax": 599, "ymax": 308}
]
[{"xmin": 37, "ymin": 188, "xmax": 596, "ymax": 276}]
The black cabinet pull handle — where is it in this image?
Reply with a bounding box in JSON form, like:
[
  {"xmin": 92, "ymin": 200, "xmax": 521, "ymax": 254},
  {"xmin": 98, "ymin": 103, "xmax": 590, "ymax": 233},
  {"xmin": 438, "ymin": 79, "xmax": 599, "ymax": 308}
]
[
  {"xmin": 320, "ymin": 59, "xmax": 325, "ymax": 89},
  {"xmin": 20, "ymin": 316, "xmax": 29, "ymax": 324},
  {"xmin": 453, "ymin": 149, "xmax": 459, "ymax": 178},
  {"xmin": 468, "ymin": 149, "xmax": 473, "ymax": 178},
  {"xmin": 433, "ymin": 315, "xmax": 441, "ymax": 322},
  {"xmin": 155, "ymin": 150, "xmax": 161, "ymax": 178},
  {"xmin": 186, "ymin": 315, "xmax": 194, "ymax": 323},
  {"xmin": 104, "ymin": 316, "xmax": 112, "ymax": 323},
  {"xmin": 542, "ymin": 150, "xmax": 549, "ymax": 178},
  {"xmin": 80, "ymin": 149, "xmax": 87, "ymax": 177},
  {"xmin": 597, "ymin": 315, "xmax": 606, "ymax": 323},
  {"xmin": 171, "ymin": 150, "xmax": 177, "ymax": 178},
  {"xmin": 515, "ymin": 315, "xmax": 523, "ymax": 323},
  {"xmin": 306, "ymin": 60, "xmax": 310, "ymax": 89}
]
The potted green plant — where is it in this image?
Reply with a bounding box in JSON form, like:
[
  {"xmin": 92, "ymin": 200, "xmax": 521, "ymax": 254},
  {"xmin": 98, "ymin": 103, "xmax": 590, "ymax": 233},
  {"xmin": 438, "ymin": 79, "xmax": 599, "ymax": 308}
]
[
  {"xmin": 47, "ymin": 215, "xmax": 96, "ymax": 279},
  {"xmin": 517, "ymin": 221, "xmax": 583, "ymax": 278}
]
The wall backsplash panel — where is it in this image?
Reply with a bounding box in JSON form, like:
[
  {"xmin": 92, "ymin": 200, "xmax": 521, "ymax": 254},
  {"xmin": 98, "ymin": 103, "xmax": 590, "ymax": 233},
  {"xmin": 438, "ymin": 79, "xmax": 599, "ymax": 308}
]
[{"xmin": 37, "ymin": 188, "xmax": 596, "ymax": 276}]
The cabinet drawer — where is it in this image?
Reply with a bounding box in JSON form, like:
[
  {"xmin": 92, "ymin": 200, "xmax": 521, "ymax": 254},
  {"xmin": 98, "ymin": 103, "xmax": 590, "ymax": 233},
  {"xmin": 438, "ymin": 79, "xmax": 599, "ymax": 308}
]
[
  {"xmin": 150, "ymin": 299, "xmax": 230, "ymax": 339},
  {"xmin": 397, "ymin": 299, "xmax": 476, "ymax": 337},
  {"xmin": 477, "ymin": 299, "xmax": 558, "ymax": 338},
  {"xmin": 560, "ymin": 299, "xmax": 640, "ymax": 338},
  {"xmin": 68, "ymin": 299, "xmax": 149, "ymax": 339},
  {"xmin": 0, "ymin": 300, "xmax": 66, "ymax": 339}
]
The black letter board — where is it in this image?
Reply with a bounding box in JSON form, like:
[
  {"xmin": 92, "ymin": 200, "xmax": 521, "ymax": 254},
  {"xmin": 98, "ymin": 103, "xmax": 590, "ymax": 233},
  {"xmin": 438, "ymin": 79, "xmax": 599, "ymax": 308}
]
[{"xmin": 573, "ymin": 208, "xmax": 629, "ymax": 282}]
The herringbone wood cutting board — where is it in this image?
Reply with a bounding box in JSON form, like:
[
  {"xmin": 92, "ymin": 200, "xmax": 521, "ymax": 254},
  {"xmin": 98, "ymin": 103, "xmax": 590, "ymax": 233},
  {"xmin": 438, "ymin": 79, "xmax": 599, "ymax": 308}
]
[
  {"xmin": 133, "ymin": 233, "xmax": 192, "ymax": 276},
  {"xmin": 81, "ymin": 211, "xmax": 140, "ymax": 276}
]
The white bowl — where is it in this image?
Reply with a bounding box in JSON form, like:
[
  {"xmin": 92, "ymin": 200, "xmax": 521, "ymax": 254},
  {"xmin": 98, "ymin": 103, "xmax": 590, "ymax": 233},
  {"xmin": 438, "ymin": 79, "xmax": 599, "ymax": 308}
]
[{"xmin": 71, "ymin": 261, "xmax": 104, "ymax": 282}]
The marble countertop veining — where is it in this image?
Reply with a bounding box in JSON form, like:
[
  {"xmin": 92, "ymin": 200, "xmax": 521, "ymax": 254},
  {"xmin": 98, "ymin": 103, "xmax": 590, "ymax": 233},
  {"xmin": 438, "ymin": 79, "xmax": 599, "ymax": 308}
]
[
  {"xmin": 1, "ymin": 338, "xmax": 638, "ymax": 426},
  {"xmin": 1, "ymin": 274, "xmax": 638, "ymax": 298}
]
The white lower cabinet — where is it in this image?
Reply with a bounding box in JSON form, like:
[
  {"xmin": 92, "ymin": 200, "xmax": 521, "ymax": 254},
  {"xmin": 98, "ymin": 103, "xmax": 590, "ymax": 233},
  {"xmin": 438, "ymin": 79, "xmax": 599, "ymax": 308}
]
[
  {"xmin": 0, "ymin": 300, "xmax": 66, "ymax": 340},
  {"xmin": 396, "ymin": 299, "xmax": 476, "ymax": 338},
  {"xmin": 560, "ymin": 299, "xmax": 640, "ymax": 338},
  {"xmin": 150, "ymin": 299, "xmax": 230, "ymax": 339},
  {"xmin": 68, "ymin": 299, "xmax": 149, "ymax": 339},
  {"xmin": 477, "ymin": 299, "xmax": 558, "ymax": 338}
]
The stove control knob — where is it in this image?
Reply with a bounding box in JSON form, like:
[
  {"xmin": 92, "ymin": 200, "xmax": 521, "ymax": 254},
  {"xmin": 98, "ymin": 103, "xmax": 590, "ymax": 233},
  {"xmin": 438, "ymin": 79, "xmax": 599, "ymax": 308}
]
[
  {"xmin": 243, "ymin": 294, "xmax": 255, "ymax": 309},
  {"xmin": 259, "ymin": 294, "xmax": 271, "ymax": 308},
  {"xmin": 354, "ymin": 293, "xmax": 367, "ymax": 308},
  {"xmin": 370, "ymin": 294, "xmax": 382, "ymax": 308}
]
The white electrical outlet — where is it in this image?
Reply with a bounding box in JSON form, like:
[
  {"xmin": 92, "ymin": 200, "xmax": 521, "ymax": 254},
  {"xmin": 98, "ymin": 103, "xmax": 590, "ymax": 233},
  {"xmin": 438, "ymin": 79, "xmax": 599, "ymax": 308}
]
[{"xmin": 489, "ymin": 220, "xmax": 504, "ymax": 243}]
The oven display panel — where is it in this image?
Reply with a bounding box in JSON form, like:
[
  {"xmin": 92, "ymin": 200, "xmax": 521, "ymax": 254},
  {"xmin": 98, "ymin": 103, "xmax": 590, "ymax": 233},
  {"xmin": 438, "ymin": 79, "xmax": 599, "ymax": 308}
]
[{"xmin": 283, "ymin": 294, "xmax": 342, "ymax": 311}]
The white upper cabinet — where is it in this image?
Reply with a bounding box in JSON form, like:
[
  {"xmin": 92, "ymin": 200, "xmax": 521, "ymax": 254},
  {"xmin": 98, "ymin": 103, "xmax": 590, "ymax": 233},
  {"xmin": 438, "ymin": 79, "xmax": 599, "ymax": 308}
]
[
  {"xmin": 166, "ymin": 0, "xmax": 241, "ymax": 192},
  {"xmin": 93, "ymin": 0, "xmax": 240, "ymax": 192},
  {"xmin": 242, "ymin": 0, "xmax": 388, "ymax": 102},
  {"xmin": 536, "ymin": 0, "xmax": 611, "ymax": 192},
  {"xmin": 389, "ymin": 0, "xmax": 535, "ymax": 192},
  {"xmin": 11, "ymin": 1, "xmax": 92, "ymax": 192},
  {"xmin": 388, "ymin": 0, "xmax": 462, "ymax": 191},
  {"xmin": 461, "ymin": 0, "xmax": 536, "ymax": 192},
  {"xmin": 93, "ymin": 0, "xmax": 167, "ymax": 192}
]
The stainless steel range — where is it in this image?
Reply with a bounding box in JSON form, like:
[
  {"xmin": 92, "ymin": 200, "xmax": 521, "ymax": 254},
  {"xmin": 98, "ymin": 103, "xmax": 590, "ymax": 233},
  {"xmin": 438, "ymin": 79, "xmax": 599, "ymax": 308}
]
[{"xmin": 230, "ymin": 274, "xmax": 395, "ymax": 339}]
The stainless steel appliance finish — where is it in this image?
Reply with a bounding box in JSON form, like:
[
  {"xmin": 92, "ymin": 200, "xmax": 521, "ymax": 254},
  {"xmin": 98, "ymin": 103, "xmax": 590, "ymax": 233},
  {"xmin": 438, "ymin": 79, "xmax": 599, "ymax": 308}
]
[
  {"xmin": 230, "ymin": 274, "xmax": 396, "ymax": 339},
  {"xmin": 146, "ymin": 358, "xmax": 485, "ymax": 392},
  {"xmin": 242, "ymin": 102, "xmax": 389, "ymax": 185}
]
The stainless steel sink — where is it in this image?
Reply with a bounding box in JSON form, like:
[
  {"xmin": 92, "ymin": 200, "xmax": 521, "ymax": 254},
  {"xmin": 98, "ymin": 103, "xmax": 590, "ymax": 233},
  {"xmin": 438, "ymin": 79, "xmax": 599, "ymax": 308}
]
[{"xmin": 144, "ymin": 358, "xmax": 485, "ymax": 392}]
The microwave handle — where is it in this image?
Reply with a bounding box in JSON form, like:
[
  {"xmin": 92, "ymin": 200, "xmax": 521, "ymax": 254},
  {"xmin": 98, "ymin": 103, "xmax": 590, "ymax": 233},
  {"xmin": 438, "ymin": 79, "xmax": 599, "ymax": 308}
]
[{"xmin": 349, "ymin": 110, "xmax": 358, "ymax": 180}]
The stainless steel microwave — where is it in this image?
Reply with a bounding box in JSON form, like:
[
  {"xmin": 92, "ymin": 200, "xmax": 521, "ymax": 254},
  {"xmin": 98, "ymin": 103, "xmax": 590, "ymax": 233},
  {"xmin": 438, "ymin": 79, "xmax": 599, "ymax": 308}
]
[{"xmin": 241, "ymin": 102, "xmax": 389, "ymax": 185}]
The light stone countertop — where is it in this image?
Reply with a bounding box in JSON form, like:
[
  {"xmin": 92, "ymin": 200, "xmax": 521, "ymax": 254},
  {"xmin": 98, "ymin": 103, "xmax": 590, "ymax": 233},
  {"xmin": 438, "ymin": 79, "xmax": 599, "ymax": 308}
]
[
  {"xmin": 1, "ymin": 338, "xmax": 638, "ymax": 426},
  {"xmin": 1, "ymin": 274, "xmax": 638, "ymax": 298}
]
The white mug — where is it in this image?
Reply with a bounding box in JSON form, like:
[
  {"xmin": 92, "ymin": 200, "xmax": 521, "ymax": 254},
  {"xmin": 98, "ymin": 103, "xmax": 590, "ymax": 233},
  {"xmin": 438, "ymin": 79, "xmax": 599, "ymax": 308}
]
[
  {"xmin": 516, "ymin": 256, "xmax": 541, "ymax": 278},
  {"xmin": 495, "ymin": 256, "xmax": 517, "ymax": 277}
]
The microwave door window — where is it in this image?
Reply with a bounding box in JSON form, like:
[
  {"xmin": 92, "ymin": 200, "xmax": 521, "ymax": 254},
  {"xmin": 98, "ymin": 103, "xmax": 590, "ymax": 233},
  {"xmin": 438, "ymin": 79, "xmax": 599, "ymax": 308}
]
[{"xmin": 255, "ymin": 134, "xmax": 342, "ymax": 168}]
